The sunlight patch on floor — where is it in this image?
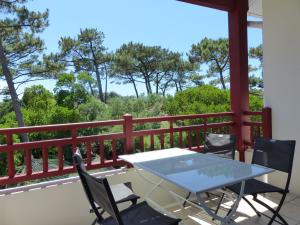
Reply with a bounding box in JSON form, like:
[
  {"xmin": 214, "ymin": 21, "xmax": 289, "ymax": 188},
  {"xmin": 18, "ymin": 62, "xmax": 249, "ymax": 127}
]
[{"xmin": 166, "ymin": 193, "xmax": 288, "ymax": 225}]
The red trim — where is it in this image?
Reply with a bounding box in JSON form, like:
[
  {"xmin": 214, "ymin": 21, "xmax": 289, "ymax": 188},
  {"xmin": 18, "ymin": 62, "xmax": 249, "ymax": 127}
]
[
  {"xmin": 262, "ymin": 107, "xmax": 272, "ymax": 139},
  {"xmin": 123, "ymin": 114, "xmax": 133, "ymax": 154},
  {"xmin": 0, "ymin": 120, "xmax": 124, "ymax": 135},
  {"xmin": 42, "ymin": 146, "xmax": 48, "ymax": 172},
  {"xmin": 243, "ymin": 121, "xmax": 262, "ymax": 127},
  {"xmin": 228, "ymin": 0, "xmax": 249, "ymax": 161},
  {"xmin": 244, "ymin": 111, "xmax": 263, "ymax": 116},
  {"xmin": 133, "ymin": 112, "xmax": 233, "ymax": 123},
  {"xmin": 243, "ymin": 107, "xmax": 271, "ymax": 147},
  {"xmin": 178, "ymin": 0, "xmax": 234, "ymax": 11}
]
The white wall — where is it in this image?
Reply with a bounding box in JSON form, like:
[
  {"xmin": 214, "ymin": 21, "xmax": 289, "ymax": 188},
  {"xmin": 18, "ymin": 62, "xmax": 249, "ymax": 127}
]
[
  {"xmin": 263, "ymin": 0, "xmax": 300, "ymax": 195},
  {"xmin": 0, "ymin": 170, "xmax": 188, "ymax": 225}
]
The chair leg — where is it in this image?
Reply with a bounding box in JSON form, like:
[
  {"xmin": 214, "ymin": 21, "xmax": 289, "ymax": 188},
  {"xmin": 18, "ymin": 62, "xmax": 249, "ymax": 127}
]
[
  {"xmin": 183, "ymin": 192, "xmax": 191, "ymax": 207},
  {"xmin": 254, "ymin": 193, "xmax": 288, "ymax": 225},
  {"xmin": 267, "ymin": 192, "xmax": 288, "ymax": 225},
  {"xmin": 214, "ymin": 193, "xmax": 224, "ymax": 216},
  {"xmin": 131, "ymin": 198, "xmax": 138, "ymax": 205},
  {"xmin": 243, "ymin": 196, "xmax": 261, "ymax": 217},
  {"xmin": 91, "ymin": 218, "xmax": 98, "ymax": 225}
]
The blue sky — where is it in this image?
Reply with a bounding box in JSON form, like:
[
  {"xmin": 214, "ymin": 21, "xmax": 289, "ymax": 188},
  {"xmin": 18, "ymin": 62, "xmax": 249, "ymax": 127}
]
[{"xmin": 9, "ymin": 0, "xmax": 262, "ymax": 96}]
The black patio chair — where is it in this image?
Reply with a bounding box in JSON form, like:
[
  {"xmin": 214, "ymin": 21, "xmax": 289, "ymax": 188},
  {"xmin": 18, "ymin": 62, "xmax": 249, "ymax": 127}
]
[
  {"xmin": 183, "ymin": 133, "xmax": 236, "ymax": 207},
  {"xmin": 225, "ymin": 138, "xmax": 296, "ymax": 225},
  {"xmin": 73, "ymin": 151, "xmax": 181, "ymax": 225},
  {"xmin": 73, "ymin": 150, "xmax": 140, "ymax": 225},
  {"xmin": 203, "ymin": 133, "xmax": 236, "ymax": 160}
]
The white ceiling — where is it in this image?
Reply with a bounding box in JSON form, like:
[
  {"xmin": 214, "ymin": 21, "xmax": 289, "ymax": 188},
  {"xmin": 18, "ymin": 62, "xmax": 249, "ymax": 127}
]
[{"xmin": 248, "ymin": 0, "xmax": 262, "ymax": 17}]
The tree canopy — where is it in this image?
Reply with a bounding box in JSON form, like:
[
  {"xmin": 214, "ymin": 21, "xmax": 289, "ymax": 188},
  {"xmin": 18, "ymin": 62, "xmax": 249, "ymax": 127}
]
[
  {"xmin": 0, "ymin": 0, "xmax": 60, "ymax": 141},
  {"xmin": 189, "ymin": 37, "xmax": 229, "ymax": 90}
]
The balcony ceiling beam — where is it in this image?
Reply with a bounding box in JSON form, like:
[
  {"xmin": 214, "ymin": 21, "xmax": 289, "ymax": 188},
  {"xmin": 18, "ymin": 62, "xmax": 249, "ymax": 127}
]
[{"xmin": 178, "ymin": 0, "xmax": 234, "ymax": 11}]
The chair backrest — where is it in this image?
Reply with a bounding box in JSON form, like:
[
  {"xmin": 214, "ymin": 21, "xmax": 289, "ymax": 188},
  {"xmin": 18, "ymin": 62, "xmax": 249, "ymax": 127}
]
[
  {"xmin": 252, "ymin": 138, "xmax": 296, "ymax": 190},
  {"xmin": 252, "ymin": 138, "xmax": 295, "ymax": 173},
  {"xmin": 73, "ymin": 150, "xmax": 124, "ymax": 225},
  {"xmin": 204, "ymin": 133, "xmax": 236, "ymax": 159}
]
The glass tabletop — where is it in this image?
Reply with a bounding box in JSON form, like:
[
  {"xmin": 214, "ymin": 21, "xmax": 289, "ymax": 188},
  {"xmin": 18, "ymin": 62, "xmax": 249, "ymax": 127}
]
[{"xmin": 120, "ymin": 148, "xmax": 274, "ymax": 194}]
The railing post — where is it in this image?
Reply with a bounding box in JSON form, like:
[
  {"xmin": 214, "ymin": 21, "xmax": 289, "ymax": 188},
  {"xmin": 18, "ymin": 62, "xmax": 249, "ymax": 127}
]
[
  {"xmin": 262, "ymin": 107, "xmax": 272, "ymax": 139},
  {"xmin": 123, "ymin": 114, "xmax": 133, "ymax": 154},
  {"xmin": 6, "ymin": 134, "xmax": 15, "ymax": 178},
  {"xmin": 71, "ymin": 128, "xmax": 77, "ymax": 153}
]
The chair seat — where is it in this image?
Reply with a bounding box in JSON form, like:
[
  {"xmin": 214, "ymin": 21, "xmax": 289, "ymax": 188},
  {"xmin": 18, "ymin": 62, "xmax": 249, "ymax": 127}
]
[
  {"xmin": 90, "ymin": 182, "xmax": 140, "ymax": 213},
  {"xmin": 227, "ymin": 179, "xmax": 284, "ymax": 195},
  {"xmin": 101, "ymin": 202, "xmax": 181, "ymax": 225}
]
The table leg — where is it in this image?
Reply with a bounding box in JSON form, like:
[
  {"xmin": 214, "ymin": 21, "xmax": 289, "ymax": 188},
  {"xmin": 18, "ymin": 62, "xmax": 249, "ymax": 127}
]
[
  {"xmin": 196, "ymin": 181, "xmax": 245, "ymax": 225},
  {"xmin": 134, "ymin": 167, "xmax": 205, "ymax": 209}
]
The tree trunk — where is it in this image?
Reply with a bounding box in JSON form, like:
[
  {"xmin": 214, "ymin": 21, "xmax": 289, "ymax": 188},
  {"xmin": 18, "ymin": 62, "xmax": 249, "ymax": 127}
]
[
  {"xmin": 156, "ymin": 74, "xmax": 159, "ymax": 94},
  {"xmin": 104, "ymin": 64, "xmax": 108, "ymax": 103},
  {"xmin": 162, "ymin": 86, "xmax": 166, "ymax": 96},
  {"xmin": 89, "ymin": 41, "xmax": 104, "ymax": 102},
  {"xmin": 178, "ymin": 81, "xmax": 183, "ymax": 91},
  {"xmin": 175, "ymin": 82, "xmax": 179, "ymax": 92},
  {"xmin": 132, "ymin": 79, "xmax": 139, "ymax": 98},
  {"xmin": 94, "ymin": 66, "xmax": 104, "ymax": 102},
  {"xmin": 162, "ymin": 80, "xmax": 171, "ymax": 96},
  {"xmin": 143, "ymin": 74, "xmax": 150, "ymax": 95},
  {"xmin": 219, "ymin": 71, "xmax": 226, "ymax": 90},
  {"xmin": 88, "ymin": 81, "xmax": 95, "ymax": 96},
  {"xmin": 146, "ymin": 76, "xmax": 152, "ymax": 94},
  {"xmin": 148, "ymin": 79, "xmax": 152, "ymax": 94},
  {"xmin": 0, "ymin": 38, "xmax": 29, "ymax": 142}
]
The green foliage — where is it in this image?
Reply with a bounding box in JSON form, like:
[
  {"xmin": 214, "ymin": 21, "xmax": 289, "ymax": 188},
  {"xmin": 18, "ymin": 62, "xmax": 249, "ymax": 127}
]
[
  {"xmin": 249, "ymin": 75, "xmax": 264, "ymax": 94},
  {"xmin": 164, "ymin": 85, "xmax": 263, "ymax": 115},
  {"xmin": 249, "ymin": 44, "xmax": 264, "ymax": 93},
  {"xmin": 249, "ymin": 44, "xmax": 263, "ymax": 66},
  {"xmin": 0, "ymin": 0, "xmax": 62, "ymax": 144},
  {"xmin": 54, "ymin": 73, "xmax": 90, "ymax": 108},
  {"xmin": 78, "ymin": 97, "xmax": 110, "ymax": 121},
  {"xmin": 55, "ymin": 28, "xmax": 111, "ymax": 102},
  {"xmin": 112, "ymin": 42, "xmax": 194, "ymax": 97},
  {"xmin": 107, "ymin": 94, "xmax": 166, "ymax": 119},
  {"xmin": 0, "ymin": 153, "xmax": 7, "ymax": 176},
  {"xmin": 112, "ymin": 42, "xmax": 164, "ymax": 96},
  {"xmin": 23, "ymin": 85, "xmax": 56, "ymax": 109},
  {"xmin": 164, "ymin": 85, "xmax": 230, "ymax": 115},
  {"xmin": 189, "ymin": 38, "xmax": 229, "ymax": 90}
]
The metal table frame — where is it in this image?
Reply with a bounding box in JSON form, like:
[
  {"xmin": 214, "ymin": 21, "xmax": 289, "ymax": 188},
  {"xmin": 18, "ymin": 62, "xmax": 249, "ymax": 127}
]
[{"xmin": 119, "ymin": 148, "xmax": 273, "ymax": 225}]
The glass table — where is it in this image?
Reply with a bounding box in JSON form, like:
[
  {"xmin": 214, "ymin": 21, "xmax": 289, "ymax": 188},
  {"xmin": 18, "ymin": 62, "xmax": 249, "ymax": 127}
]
[{"xmin": 119, "ymin": 148, "xmax": 274, "ymax": 225}]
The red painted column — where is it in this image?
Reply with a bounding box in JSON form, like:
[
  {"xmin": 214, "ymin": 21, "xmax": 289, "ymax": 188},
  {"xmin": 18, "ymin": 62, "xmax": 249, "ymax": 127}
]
[
  {"xmin": 228, "ymin": 0, "xmax": 250, "ymax": 161},
  {"xmin": 262, "ymin": 107, "xmax": 272, "ymax": 139}
]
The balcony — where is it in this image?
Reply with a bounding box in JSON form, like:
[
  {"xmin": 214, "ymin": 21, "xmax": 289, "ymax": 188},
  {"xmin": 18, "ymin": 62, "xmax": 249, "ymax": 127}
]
[
  {"xmin": 1, "ymin": 109, "xmax": 299, "ymax": 225},
  {"xmin": 1, "ymin": 166, "xmax": 300, "ymax": 225}
]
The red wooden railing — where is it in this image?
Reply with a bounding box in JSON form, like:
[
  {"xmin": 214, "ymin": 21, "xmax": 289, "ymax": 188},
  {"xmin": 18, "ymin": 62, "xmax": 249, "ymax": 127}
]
[
  {"xmin": 0, "ymin": 108, "xmax": 271, "ymax": 186},
  {"xmin": 243, "ymin": 107, "xmax": 272, "ymax": 147}
]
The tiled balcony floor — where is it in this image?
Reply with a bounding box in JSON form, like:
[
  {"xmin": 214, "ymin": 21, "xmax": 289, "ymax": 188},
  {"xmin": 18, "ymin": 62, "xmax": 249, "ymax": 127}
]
[{"xmin": 167, "ymin": 192, "xmax": 300, "ymax": 225}]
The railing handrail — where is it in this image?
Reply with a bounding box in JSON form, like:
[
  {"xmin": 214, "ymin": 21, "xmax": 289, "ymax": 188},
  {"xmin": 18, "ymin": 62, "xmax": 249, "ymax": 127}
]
[
  {"xmin": 243, "ymin": 110, "xmax": 263, "ymax": 116},
  {"xmin": 132, "ymin": 112, "xmax": 234, "ymax": 123},
  {"xmin": 0, "ymin": 112, "xmax": 234, "ymax": 135},
  {"xmin": 0, "ymin": 119, "xmax": 124, "ymax": 135}
]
